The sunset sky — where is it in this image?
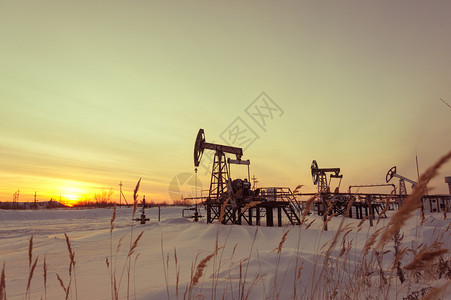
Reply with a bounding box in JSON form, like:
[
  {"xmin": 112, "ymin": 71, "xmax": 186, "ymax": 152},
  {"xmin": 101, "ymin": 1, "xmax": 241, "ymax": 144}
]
[{"xmin": 1, "ymin": 0, "xmax": 450, "ymax": 205}]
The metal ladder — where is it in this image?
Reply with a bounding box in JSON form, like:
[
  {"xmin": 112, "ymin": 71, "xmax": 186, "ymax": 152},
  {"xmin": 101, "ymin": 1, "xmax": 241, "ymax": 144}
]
[{"xmin": 283, "ymin": 204, "xmax": 301, "ymax": 225}]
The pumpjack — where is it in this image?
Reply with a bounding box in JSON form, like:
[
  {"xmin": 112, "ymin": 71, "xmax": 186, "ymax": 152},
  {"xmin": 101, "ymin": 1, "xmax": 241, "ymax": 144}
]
[
  {"xmin": 194, "ymin": 128, "xmax": 302, "ymax": 225},
  {"xmin": 385, "ymin": 166, "xmax": 417, "ymax": 195},
  {"xmin": 311, "ymin": 160, "xmax": 343, "ymax": 193}
]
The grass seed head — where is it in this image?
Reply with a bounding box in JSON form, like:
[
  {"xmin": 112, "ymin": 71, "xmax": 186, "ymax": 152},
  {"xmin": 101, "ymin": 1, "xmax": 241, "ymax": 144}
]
[
  {"xmin": 404, "ymin": 248, "xmax": 448, "ymax": 271},
  {"xmin": 110, "ymin": 203, "xmax": 116, "ymax": 232},
  {"xmin": 240, "ymin": 201, "xmax": 260, "ymax": 215},
  {"xmin": 192, "ymin": 252, "xmax": 215, "ymax": 286},
  {"xmin": 273, "ymin": 230, "xmax": 290, "ymax": 254},
  {"xmin": 133, "ymin": 178, "xmax": 142, "ymax": 217},
  {"xmin": 28, "ymin": 236, "xmax": 33, "ymax": 268},
  {"xmin": 218, "ymin": 197, "xmax": 231, "ymax": 223}
]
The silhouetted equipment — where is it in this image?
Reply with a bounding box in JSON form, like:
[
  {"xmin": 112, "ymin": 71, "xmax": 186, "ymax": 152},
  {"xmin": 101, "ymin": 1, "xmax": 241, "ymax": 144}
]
[
  {"xmin": 182, "ymin": 207, "xmax": 203, "ymax": 221},
  {"xmin": 133, "ymin": 196, "xmax": 150, "ymax": 224},
  {"xmin": 191, "ymin": 128, "xmax": 302, "ymax": 226},
  {"xmin": 385, "ymin": 166, "xmax": 417, "ymax": 195},
  {"xmin": 311, "ymin": 160, "xmax": 343, "ymax": 193},
  {"xmin": 186, "ymin": 129, "xmax": 451, "ymax": 228},
  {"xmin": 194, "ymin": 128, "xmax": 248, "ymax": 201},
  {"xmin": 445, "ymin": 177, "xmax": 451, "ymax": 195}
]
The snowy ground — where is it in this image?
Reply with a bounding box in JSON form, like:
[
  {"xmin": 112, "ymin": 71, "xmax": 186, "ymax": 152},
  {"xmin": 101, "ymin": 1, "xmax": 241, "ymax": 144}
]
[{"xmin": 0, "ymin": 206, "xmax": 450, "ymax": 299}]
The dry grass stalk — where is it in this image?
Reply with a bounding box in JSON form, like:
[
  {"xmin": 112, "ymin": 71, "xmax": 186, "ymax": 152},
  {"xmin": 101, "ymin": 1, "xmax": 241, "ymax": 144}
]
[
  {"xmin": 160, "ymin": 234, "xmax": 170, "ymax": 300},
  {"xmin": 392, "ymin": 231, "xmax": 406, "ymax": 284},
  {"xmin": 378, "ymin": 150, "xmax": 451, "ymax": 248},
  {"xmin": 64, "ymin": 233, "xmax": 75, "ymax": 265},
  {"xmin": 422, "ymin": 280, "xmax": 451, "ymax": 300},
  {"xmin": 173, "ymin": 247, "xmax": 180, "ymax": 299},
  {"xmin": 240, "ymin": 201, "xmax": 260, "ymax": 215},
  {"xmin": 115, "ymin": 235, "xmax": 125, "ymax": 256},
  {"xmin": 273, "ymin": 230, "xmax": 290, "ymax": 254},
  {"xmin": 56, "ymin": 273, "xmax": 70, "ymax": 300},
  {"xmin": 339, "ymin": 229, "xmax": 353, "ymax": 257},
  {"xmin": 127, "ymin": 231, "xmax": 144, "ymax": 258},
  {"xmin": 218, "ymin": 197, "xmax": 231, "ymax": 223},
  {"xmin": 421, "ymin": 205, "xmax": 426, "ymax": 225},
  {"xmin": 28, "ymin": 236, "xmax": 33, "ymax": 268},
  {"xmin": 110, "ymin": 203, "xmax": 116, "ymax": 233},
  {"xmin": 305, "ymin": 219, "xmax": 315, "ymax": 230},
  {"xmin": 0, "ymin": 263, "xmax": 6, "ymax": 300},
  {"xmin": 376, "ymin": 198, "xmax": 390, "ymax": 225},
  {"xmin": 322, "ymin": 212, "xmax": 338, "ymax": 231},
  {"xmin": 292, "ymin": 184, "xmax": 304, "ymax": 194},
  {"xmin": 56, "ymin": 273, "xmax": 66, "ymax": 294},
  {"xmin": 363, "ymin": 228, "xmax": 384, "ymax": 255},
  {"xmin": 43, "ymin": 255, "xmax": 47, "ymax": 300},
  {"xmin": 109, "ymin": 206, "xmax": 116, "ymax": 300},
  {"xmin": 297, "ymin": 262, "xmax": 304, "ymax": 280},
  {"xmin": 301, "ymin": 195, "xmax": 317, "ymax": 224},
  {"xmin": 345, "ymin": 197, "xmax": 355, "ymax": 217},
  {"xmin": 133, "ymin": 178, "xmax": 142, "ymax": 218},
  {"xmin": 238, "ymin": 227, "xmax": 259, "ymax": 299},
  {"xmin": 64, "ymin": 233, "xmax": 78, "ymax": 300},
  {"xmin": 404, "ymin": 248, "xmax": 448, "ymax": 270},
  {"xmin": 26, "ymin": 256, "xmax": 38, "ymax": 297},
  {"xmin": 323, "ymin": 224, "xmax": 353, "ymax": 266},
  {"xmin": 357, "ymin": 216, "xmax": 368, "ymax": 233},
  {"xmin": 357, "ymin": 216, "xmax": 368, "ymax": 229},
  {"xmin": 191, "ymin": 252, "xmax": 216, "ymax": 287}
]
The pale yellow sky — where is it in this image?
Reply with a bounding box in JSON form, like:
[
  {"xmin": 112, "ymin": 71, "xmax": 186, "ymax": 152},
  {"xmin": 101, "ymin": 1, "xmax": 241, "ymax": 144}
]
[{"xmin": 1, "ymin": 0, "xmax": 450, "ymax": 204}]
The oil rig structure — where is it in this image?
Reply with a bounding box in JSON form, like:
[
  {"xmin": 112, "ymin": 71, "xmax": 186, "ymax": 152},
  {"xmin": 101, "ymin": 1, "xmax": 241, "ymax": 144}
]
[
  {"xmin": 193, "ymin": 129, "xmax": 302, "ymax": 226},
  {"xmin": 186, "ymin": 129, "xmax": 450, "ymax": 227}
]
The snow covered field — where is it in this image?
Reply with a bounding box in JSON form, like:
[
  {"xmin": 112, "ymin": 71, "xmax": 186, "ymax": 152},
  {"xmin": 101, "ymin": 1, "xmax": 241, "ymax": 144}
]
[{"xmin": 0, "ymin": 206, "xmax": 449, "ymax": 299}]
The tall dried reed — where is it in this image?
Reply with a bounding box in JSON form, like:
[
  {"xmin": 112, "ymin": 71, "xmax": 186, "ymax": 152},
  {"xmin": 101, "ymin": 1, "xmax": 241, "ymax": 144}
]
[
  {"xmin": 132, "ymin": 178, "xmax": 141, "ymax": 218},
  {"xmin": 64, "ymin": 233, "xmax": 78, "ymax": 300},
  {"xmin": 404, "ymin": 248, "xmax": 448, "ymax": 270},
  {"xmin": 218, "ymin": 197, "xmax": 230, "ymax": 223},
  {"xmin": 109, "ymin": 204, "xmax": 116, "ymax": 299},
  {"xmin": 273, "ymin": 230, "xmax": 290, "ymax": 298},
  {"xmin": 128, "ymin": 178, "xmax": 142, "ymax": 300},
  {"xmin": 25, "ymin": 236, "xmax": 38, "ymax": 300},
  {"xmin": 191, "ymin": 252, "xmax": 216, "ymax": 287},
  {"xmin": 43, "ymin": 255, "xmax": 48, "ymax": 300},
  {"xmin": 0, "ymin": 263, "xmax": 6, "ymax": 300},
  {"xmin": 56, "ymin": 273, "xmax": 70, "ymax": 300},
  {"xmin": 301, "ymin": 194, "xmax": 317, "ymax": 224}
]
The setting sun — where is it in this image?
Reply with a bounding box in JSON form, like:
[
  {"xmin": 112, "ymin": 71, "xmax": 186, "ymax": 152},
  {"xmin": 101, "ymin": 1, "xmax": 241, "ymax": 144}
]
[
  {"xmin": 48, "ymin": 180, "xmax": 92, "ymax": 206},
  {"xmin": 60, "ymin": 186, "xmax": 85, "ymax": 206}
]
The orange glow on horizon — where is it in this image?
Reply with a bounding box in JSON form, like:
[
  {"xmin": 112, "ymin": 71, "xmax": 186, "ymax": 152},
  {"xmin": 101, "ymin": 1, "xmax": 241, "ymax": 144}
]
[{"xmin": 47, "ymin": 181, "xmax": 92, "ymax": 207}]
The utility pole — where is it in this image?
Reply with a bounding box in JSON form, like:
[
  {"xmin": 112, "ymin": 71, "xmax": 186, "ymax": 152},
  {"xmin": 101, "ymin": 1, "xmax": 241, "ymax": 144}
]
[{"xmin": 119, "ymin": 181, "xmax": 123, "ymax": 206}]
